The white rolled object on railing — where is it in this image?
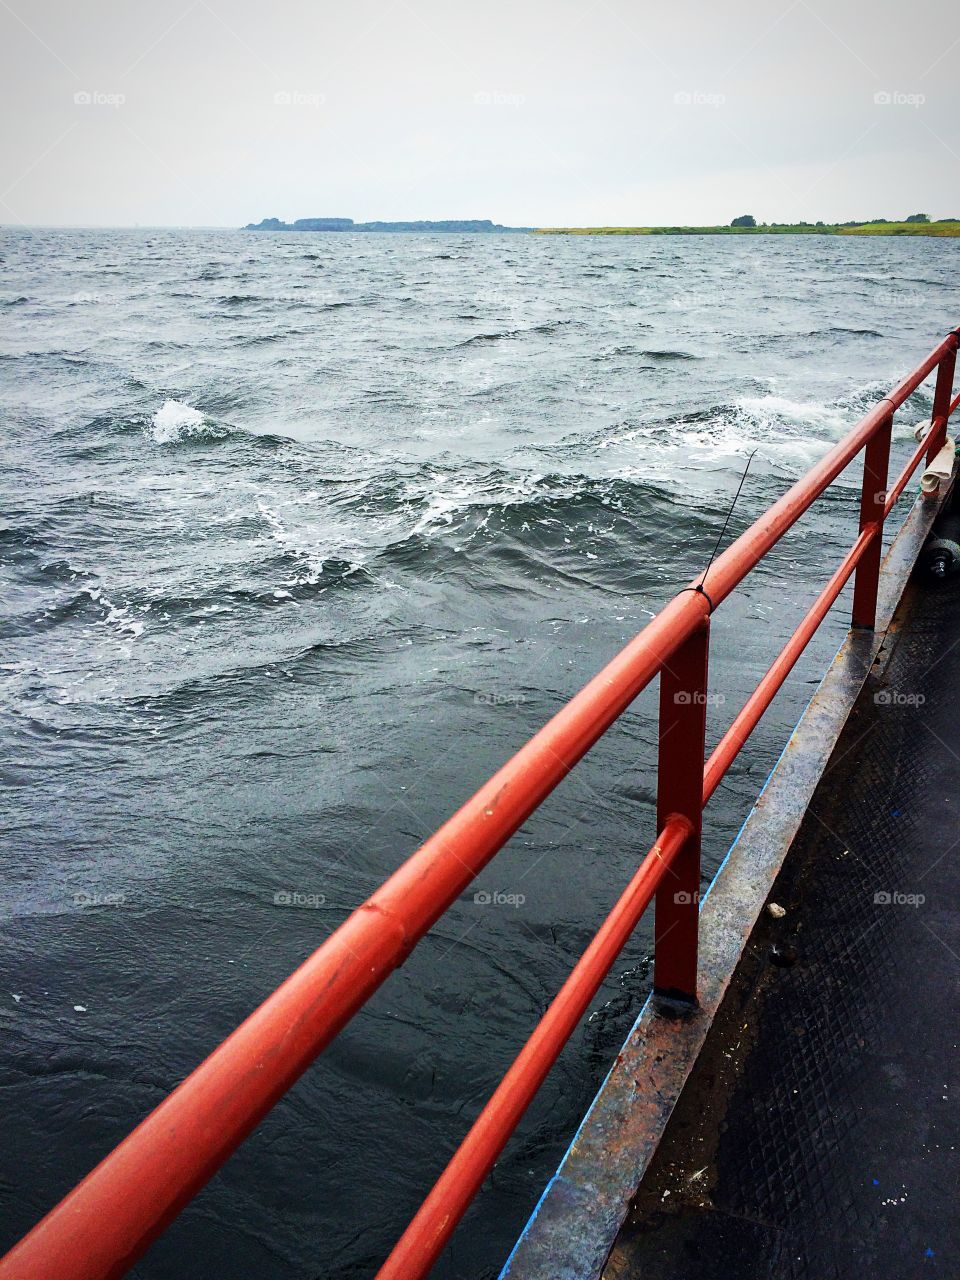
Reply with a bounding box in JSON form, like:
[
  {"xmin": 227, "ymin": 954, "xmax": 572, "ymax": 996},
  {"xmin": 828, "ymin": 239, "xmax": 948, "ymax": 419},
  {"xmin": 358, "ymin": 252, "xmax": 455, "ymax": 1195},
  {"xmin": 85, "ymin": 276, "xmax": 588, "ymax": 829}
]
[{"xmin": 921, "ymin": 435, "xmax": 955, "ymax": 493}]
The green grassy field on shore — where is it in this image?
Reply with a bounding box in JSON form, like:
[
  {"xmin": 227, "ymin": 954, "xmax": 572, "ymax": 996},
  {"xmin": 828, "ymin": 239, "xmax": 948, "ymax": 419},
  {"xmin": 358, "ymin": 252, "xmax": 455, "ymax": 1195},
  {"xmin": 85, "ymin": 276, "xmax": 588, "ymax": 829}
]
[{"xmin": 535, "ymin": 221, "xmax": 960, "ymax": 237}]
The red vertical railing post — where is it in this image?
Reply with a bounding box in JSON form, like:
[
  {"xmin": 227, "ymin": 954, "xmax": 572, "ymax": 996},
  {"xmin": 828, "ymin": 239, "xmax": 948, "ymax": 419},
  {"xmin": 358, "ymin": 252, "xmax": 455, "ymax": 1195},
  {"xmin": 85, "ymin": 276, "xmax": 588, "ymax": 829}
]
[
  {"xmin": 851, "ymin": 411, "xmax": 892, "ymax": 629},
  {"xmin": 653, "ymin": 610, "xmax": 710, "ymax": 1002},
  {"xmin": 927, "ymin": 343, "xmax": 958, "ymax": 461}
]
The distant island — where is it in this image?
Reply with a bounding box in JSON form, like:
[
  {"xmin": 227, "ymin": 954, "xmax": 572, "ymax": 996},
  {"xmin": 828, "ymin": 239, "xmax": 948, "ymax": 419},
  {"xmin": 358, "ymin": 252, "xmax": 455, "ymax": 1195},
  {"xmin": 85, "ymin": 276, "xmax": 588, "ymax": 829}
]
[{"xmin": 243, "ymin": 216, "xmax": 530, "ymax": 232}]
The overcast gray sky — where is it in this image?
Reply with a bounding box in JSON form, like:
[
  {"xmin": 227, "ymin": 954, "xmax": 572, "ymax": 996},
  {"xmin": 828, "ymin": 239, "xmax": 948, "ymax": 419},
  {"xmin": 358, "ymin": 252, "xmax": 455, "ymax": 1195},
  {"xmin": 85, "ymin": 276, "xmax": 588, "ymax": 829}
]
[{"xmin": 1, "ymin": 0, "xmax": 957, "ymax": 227}]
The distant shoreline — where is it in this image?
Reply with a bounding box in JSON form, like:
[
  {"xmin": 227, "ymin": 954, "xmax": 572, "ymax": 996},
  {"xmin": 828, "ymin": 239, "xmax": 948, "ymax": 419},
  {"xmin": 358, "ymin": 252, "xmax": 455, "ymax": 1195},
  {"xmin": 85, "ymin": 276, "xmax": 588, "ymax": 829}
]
[
  {"xmin": 535, "ymin": 221, "xmax": 960, "ymax": 237},
  {"xmin": 244, "ymin": 217, "xmax": 530, "ymax": 233},
  {"xmin": 242, "ymin": 217, "xmax": 960, "ymax": 238}
]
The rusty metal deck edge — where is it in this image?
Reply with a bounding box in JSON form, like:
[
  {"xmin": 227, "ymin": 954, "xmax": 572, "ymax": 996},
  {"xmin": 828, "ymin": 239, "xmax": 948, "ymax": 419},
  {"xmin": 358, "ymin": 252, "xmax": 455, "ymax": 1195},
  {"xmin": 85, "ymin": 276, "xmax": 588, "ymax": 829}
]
[{"xmin": 499, "ymin": 487, "xmax": 947, "ymax": 1280}]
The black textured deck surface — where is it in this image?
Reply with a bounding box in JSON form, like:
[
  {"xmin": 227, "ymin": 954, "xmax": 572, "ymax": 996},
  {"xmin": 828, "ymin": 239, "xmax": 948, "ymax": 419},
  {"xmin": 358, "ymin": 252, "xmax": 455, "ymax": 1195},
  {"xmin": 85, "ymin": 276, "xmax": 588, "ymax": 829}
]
[{"xmin": 603, "ymin": 574, "xmax": 960, "ymax": 1280}]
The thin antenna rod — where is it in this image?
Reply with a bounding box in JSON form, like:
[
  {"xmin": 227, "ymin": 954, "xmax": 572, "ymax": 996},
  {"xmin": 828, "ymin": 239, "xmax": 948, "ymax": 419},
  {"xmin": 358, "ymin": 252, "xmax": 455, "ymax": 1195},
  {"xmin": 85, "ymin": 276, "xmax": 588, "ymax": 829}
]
[{"xmin": 700, "ymin": 448, "xmax": 758, "ymax": 591}]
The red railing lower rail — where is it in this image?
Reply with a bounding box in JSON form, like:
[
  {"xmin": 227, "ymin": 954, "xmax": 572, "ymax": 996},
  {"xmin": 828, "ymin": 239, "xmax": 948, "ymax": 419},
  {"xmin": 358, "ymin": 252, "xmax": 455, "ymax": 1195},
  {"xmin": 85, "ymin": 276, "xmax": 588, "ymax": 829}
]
[{"xmin": 1, "ymin": 330, "xmax": 957, "ymax": 1280}]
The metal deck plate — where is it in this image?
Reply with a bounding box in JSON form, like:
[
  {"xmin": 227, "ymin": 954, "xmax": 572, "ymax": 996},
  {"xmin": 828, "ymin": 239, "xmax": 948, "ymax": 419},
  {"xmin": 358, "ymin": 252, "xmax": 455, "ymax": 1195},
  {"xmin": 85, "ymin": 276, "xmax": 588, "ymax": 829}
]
[{"xmin": 604, "ymin": 566, "xmax": 960, "ymax": 1278}]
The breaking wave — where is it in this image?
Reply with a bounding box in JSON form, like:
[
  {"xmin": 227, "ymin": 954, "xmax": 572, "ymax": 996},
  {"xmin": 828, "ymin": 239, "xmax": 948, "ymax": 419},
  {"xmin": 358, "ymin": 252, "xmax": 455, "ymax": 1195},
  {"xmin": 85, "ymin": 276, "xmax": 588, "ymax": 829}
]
[{"xmin": 149, "ymin": 399, "xmax": 230, "ymax": 444}]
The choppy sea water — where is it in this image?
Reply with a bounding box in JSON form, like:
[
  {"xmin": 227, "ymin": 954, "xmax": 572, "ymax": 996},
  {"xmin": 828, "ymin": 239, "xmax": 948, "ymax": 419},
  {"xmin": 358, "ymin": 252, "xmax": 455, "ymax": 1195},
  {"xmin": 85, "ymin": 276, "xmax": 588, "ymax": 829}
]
[{"xmin": 0, "ymin": 228, "xmax": 956, "ymax": 1278}]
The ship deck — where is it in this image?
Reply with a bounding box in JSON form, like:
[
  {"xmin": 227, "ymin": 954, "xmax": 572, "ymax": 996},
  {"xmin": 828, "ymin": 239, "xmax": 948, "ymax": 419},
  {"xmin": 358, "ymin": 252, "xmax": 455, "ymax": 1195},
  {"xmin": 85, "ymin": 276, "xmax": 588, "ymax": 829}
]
[{"xmin": 603, "ymin": 571, "xmax": 960, "ymax": 1279}]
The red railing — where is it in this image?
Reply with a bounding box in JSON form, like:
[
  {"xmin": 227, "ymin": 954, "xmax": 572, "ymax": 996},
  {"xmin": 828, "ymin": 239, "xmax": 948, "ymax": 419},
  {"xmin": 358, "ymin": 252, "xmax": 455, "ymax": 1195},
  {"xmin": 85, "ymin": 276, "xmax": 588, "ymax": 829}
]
[{"xmin": 2, "ymin": 330, "xmax": 957, "ymax": 1280}]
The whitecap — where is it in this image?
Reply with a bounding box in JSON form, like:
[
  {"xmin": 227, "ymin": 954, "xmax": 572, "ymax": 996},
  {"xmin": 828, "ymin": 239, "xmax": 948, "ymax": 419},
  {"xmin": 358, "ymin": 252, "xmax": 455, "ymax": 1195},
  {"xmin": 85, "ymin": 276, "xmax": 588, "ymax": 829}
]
[
  {"xmin": 734, "ymin": 395, "xmax": 850, "ymax": 435},
  {"xmin": 150, "ymin": 399, "xmax": 207, "ymax": 443},
  {"xmin": 85, "ymin": 587, "xmax": 145, "ymax": 639}
]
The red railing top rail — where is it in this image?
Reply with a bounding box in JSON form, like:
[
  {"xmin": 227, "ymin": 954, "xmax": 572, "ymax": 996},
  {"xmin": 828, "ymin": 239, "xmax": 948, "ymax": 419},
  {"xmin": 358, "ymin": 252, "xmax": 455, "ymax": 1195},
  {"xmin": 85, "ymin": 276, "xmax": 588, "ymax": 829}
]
[{"xmin": 1, "ymin": 328, "xmax": 957, "ymax": 1280}]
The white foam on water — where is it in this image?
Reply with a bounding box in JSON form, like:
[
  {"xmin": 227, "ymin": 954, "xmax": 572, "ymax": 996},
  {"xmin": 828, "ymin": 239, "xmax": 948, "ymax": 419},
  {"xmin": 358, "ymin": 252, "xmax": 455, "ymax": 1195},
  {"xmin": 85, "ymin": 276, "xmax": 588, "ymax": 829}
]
[
  {"xmin": 150, "ymin": 399, "xmax": 207, "ymax": 443},
  {"xmin": 733, "ymin": 395, "xmax": 850, "ymax": 435},
  {"xmin": 407, "ymin": 471, "xmax": 548, "ymax": 539},
  {"xmin": 85, "ymin": 587, "xmax": 145, "ymax": 639},
  {"xmin": 256, "ymin": 498, "xmax": 367, "ymax": 584}
]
